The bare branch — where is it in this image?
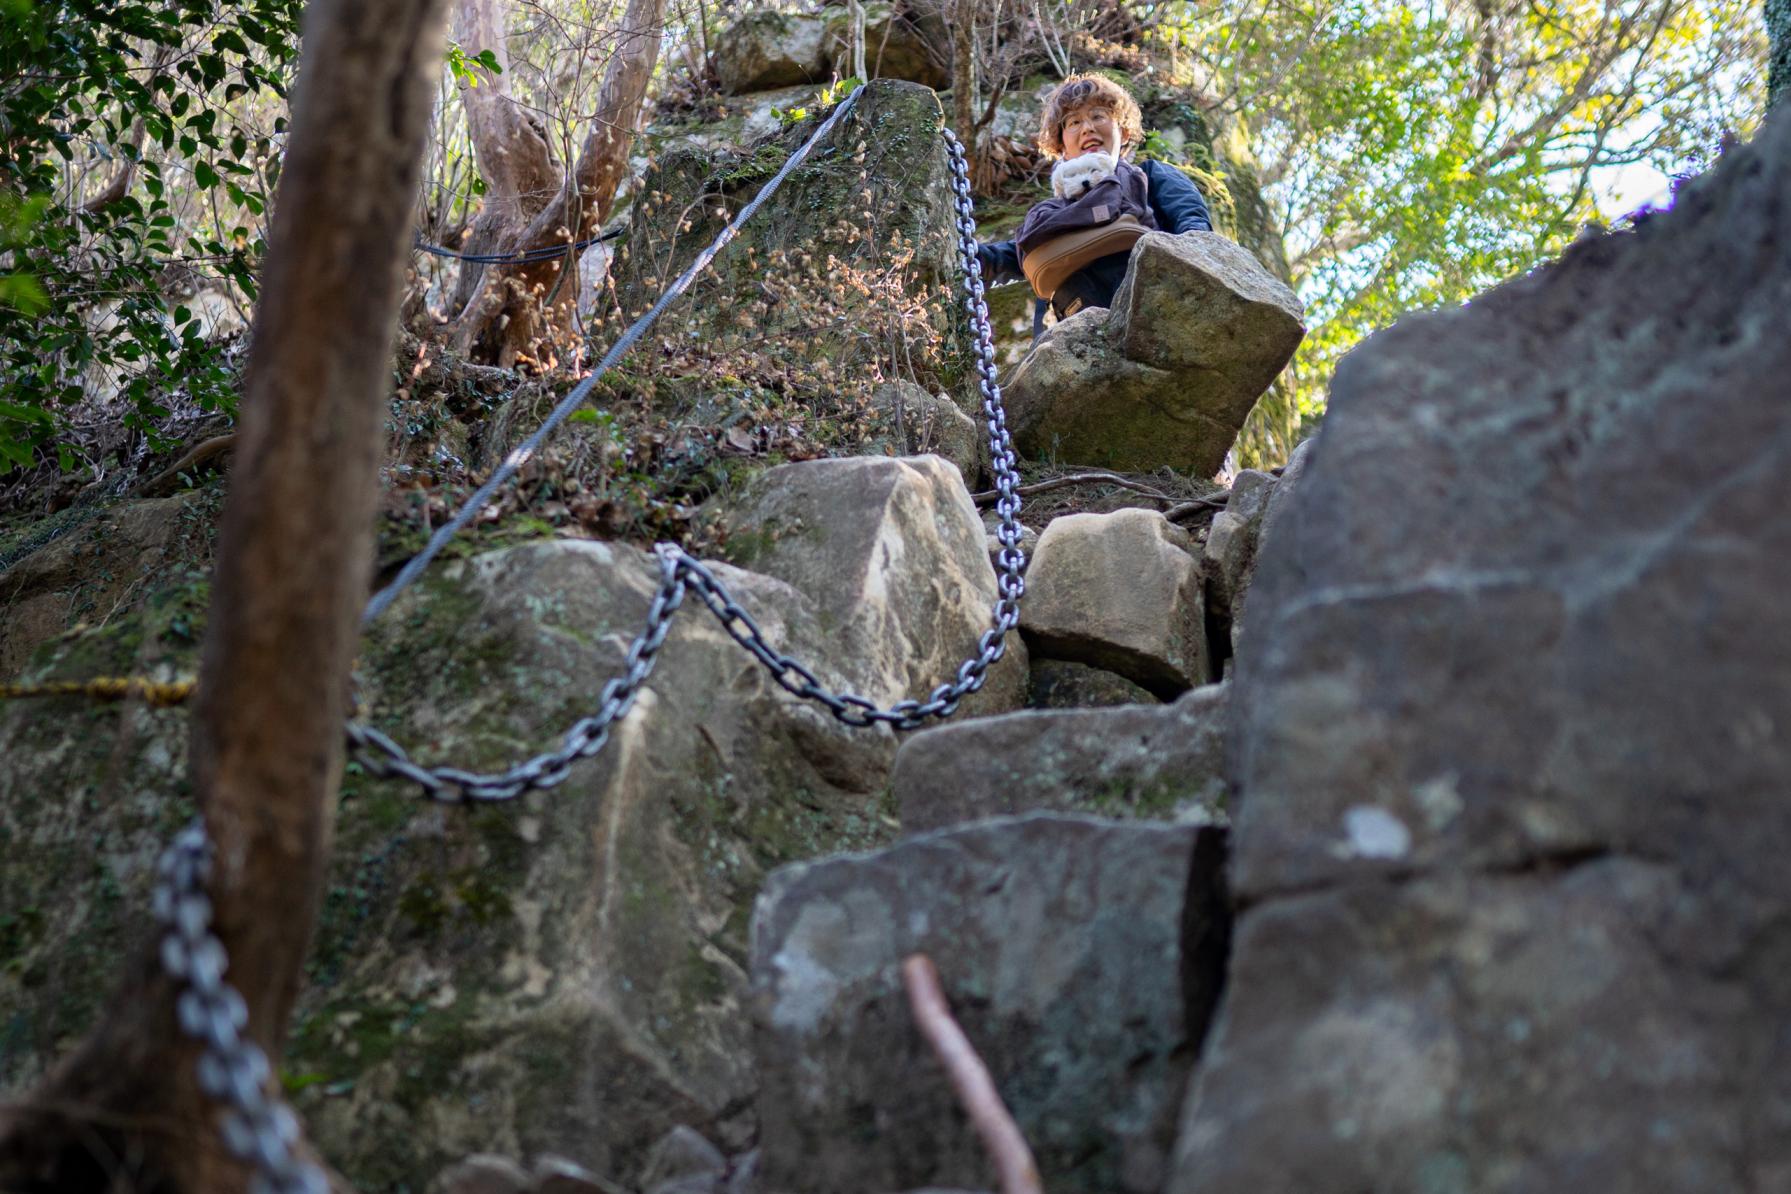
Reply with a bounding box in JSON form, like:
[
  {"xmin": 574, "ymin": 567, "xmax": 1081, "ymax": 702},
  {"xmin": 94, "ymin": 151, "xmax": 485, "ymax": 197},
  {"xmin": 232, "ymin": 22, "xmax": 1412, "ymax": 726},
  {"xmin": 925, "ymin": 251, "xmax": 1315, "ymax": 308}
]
[
  {"xmin": 971, "ymin": 470, "xmax": 1176, "ymax": 507},
  {"xmin": 902, "ymin": 954, "xmax": 1044, "ymax": 1194}
]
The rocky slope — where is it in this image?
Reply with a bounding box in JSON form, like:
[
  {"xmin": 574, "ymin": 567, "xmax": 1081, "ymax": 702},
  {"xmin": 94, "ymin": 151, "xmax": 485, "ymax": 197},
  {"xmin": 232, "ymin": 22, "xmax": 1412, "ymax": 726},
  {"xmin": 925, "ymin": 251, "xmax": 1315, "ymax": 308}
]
[{"xmin": 5, "ymin": 26, "xmax": 1786, "ymax": 1194}]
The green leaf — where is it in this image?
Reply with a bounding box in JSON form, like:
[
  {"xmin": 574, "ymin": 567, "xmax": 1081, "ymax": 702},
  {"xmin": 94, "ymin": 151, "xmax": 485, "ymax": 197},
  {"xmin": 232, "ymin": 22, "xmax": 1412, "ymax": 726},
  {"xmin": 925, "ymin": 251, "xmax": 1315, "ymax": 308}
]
[
  {"xmin": 194, "ymin": 160, "xmax": 220, "ymax": 188},
  {"xmin": 0, "ymin": 275, "xmax": 48, "ymax": 316}
]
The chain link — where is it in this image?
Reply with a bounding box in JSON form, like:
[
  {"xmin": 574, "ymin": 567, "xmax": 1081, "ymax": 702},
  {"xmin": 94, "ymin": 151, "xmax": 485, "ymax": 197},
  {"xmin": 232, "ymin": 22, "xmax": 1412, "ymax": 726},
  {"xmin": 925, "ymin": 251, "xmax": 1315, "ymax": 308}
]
[
  {"xmin": 156, "ymin": 820, "xmax": 329, "ymax": 1194},
  {"xmin": 346, "ymin": 124, "xmax": 1028, "ymax": 795},
  {"xmin": 168, "ymin": 120, "xmax": 1028, "ymax": 1188}
]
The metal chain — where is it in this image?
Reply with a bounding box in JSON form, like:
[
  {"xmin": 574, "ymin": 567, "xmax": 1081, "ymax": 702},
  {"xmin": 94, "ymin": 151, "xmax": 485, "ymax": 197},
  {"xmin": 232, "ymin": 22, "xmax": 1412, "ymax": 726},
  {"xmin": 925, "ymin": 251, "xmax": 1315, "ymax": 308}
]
[
  {"xmin": 345, "ymin": 549, "xmax": 689, "ymax": 802},
  {"xmin": 165, "ymin": 117, "xmax": 1029, "ymax": 1192},
  {"xmin": 155, "ymin": 819, "xmax": 329, "ymax": 1194},
  {"xmin": 345, "ymin": 122, "xmax": 1028, "ymax": 798}
]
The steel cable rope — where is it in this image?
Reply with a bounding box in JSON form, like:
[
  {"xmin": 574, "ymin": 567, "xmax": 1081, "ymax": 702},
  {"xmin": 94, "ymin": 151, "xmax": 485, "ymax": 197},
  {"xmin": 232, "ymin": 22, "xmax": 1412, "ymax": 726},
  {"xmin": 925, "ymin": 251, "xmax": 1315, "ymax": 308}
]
[
  {"xmin": 412, "ymin": 225, "xmax": 625, "ymax": 265},
  {"xmin": 362, "ymin": 85, "xmax": 872, "ymax": 624},
  {"xmin": 149, "ymin": 100, "xmax": 1025, "ymax": 1192},
  {"xmin": 348, "ymin": 118, "xmax": 1028, "ymax": 797}
]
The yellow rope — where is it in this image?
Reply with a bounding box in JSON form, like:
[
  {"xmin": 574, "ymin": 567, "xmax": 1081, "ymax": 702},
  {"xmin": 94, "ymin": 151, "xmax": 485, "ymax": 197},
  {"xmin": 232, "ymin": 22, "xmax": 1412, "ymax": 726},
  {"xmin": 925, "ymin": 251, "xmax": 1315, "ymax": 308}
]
[{"xmin": 0, "ymin": 676, "xmax": 197, "ymax": 708}]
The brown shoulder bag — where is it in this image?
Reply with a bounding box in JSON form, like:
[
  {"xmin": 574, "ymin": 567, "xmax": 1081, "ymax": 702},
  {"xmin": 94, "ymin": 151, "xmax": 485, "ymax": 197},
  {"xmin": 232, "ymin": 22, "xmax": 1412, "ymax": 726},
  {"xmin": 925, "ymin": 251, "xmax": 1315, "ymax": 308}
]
[{"xmin": 1019, "ymin": 215, "xmax": 1150, "ymax": 301}]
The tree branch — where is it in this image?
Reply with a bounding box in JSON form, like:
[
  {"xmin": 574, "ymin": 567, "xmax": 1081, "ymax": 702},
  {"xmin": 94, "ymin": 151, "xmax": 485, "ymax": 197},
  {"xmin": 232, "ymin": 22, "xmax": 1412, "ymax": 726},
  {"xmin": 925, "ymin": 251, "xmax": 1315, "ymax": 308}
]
[{"xmin": 902, "ymin": 955, "xmax": 1044, "ymax": 1194}]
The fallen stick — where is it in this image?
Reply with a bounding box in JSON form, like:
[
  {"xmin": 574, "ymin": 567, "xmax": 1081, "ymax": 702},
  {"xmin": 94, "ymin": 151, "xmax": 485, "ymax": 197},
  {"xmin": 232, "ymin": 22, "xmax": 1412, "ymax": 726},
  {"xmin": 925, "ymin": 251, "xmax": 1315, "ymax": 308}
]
[
  {"xmin": 902, "ymin": 953, "xmax": 1044, "ymax": 1194},
  {"xmin": 970, "ymin": 471, "xmax": 1174, "ymax": 507},
  {"xmin": 132, "ymin": 433, "xmax": 237, "ymax": 497},
  {"xmin": 1163, "ymin": 493, "xmax": 1231, "ymax": 523}
]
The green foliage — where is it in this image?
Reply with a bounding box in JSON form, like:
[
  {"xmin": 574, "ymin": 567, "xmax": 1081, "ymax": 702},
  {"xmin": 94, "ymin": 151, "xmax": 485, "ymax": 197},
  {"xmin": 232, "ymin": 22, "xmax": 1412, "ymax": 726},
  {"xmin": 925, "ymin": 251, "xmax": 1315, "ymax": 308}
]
[
  {"xmin": 1154, "ymin": 0, "xmax": 1767, "ymax": 459},
  {"xmin": 0, "ymin": 0, "xmax": 303, "ymax": 475},
  {"xmin": 445, "ymin": 42, "xmax": 503, "ymax": 89}
]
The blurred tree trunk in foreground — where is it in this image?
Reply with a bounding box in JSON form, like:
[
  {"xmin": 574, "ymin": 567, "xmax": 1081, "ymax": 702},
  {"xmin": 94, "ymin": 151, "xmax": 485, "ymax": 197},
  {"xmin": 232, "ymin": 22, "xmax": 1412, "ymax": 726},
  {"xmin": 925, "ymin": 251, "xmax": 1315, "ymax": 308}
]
[{"xmin": 0, "ymin": 0, "xmax": 447, "ymax": 1189}]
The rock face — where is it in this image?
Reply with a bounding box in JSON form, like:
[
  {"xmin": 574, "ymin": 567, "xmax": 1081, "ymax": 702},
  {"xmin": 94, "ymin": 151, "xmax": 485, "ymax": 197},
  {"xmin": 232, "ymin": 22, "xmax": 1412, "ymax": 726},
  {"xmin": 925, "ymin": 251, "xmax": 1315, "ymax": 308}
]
[
  {"xmin": 1003, "ymin": 232, "xmax": 1304, "ymax": 475},
  {"xmin": 722, "ymin": 455, "xmax": 1026, "ymax": 715},
  {"xmin": 0, "ymin": 457, "xmax": 1026, "ymax": 1189},
  {"xmin": 1170, "ymin": 110, "xmax": 1791, "ymax": 1192},
  {"xmin": 868, "ymin": 381, "xmax": 981, "ymax": 488},
  {"xmin": 713, "ymin": 11, "xmax": 830, "ymax": 94},
  {"xmin": 1201, "ymin": 442, "xmax": 1316, "ymax": 670},
  {"xmin": 820, "ymin": 3, "xmax": 950, "ymax": 90},
  {"xmin": 0, "ymin": 494, "xmax": 208, "ymax": 679},
  {"xmin": 1027, "ymin": 658, "xmax": 1157, "ymax": 709},
  {"xmin": 895, "ymin": 683, "xmax": 1229, "ymax": 831},
  {"xmin": 713, "ymin": 5, "xmax": 948, "ymax": 96},
  {"xmin": 752, "ymin": 813, "xmax": 1228, "ymax": 1194},
  {"xmin": 1199, "ymin": 468, "xmax": 1274, "ymax": 626},
  {"xmin": 1020, "ymin": 507, "xmax": 1206, "ymax": 696},
  {"xmin": 614, "ymin": 81, "xmax": 966, "ymax": 402}
]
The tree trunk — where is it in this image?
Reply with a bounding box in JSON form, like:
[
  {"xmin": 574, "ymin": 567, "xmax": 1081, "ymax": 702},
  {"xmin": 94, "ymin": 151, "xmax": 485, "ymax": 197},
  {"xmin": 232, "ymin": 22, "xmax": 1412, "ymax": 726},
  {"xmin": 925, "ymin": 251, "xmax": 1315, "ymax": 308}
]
[
  {"xmin": 950, "ymin": 0, "xmax": 976, "ymax": 154},
  {"xmin": 448, "ymin": 0, "xmax": 561, "ymax": 315},
  {"xmin": 1770, "ymin": 0, "xmax": 1790, "ymax": 109},
  {"xmin": 453, "ymin": 0, "xmax": 666, "ymax": 369},
  {"xmin": 0, "ymin": 1, "xmax": 447, "ymax": 1191}
]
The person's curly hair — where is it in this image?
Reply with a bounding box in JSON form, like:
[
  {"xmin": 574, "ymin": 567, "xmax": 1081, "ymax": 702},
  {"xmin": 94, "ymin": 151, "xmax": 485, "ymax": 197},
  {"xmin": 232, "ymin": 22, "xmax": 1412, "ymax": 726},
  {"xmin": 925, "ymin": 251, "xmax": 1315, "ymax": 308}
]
[{"xmin": 1036, "ymin": 73, "xmax": 1144, "ymax": 160}]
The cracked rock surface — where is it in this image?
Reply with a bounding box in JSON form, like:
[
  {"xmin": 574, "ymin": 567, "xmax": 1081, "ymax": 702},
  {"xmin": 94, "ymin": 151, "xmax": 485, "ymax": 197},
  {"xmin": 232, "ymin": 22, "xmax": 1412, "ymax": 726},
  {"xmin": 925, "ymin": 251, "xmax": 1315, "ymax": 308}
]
[
  {"xmin": 1002, "ymin": 232, "xmax": 1305, "ymax": 476},
  {"xmin": 752, "ymin": 813, "xmax": 1228, "ymax": 1194},
  {"xmin": 1169, "ymin": 109, "xmax": 1791, "ymax": 1193}
]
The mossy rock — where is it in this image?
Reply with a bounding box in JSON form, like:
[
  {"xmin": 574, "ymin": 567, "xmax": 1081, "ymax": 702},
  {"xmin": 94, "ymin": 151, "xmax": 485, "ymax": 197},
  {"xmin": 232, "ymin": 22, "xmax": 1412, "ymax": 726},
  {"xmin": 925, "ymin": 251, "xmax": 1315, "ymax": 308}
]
[{"xmin": 611, "ymin": 80, "xmax": 972, "ymax": 408}]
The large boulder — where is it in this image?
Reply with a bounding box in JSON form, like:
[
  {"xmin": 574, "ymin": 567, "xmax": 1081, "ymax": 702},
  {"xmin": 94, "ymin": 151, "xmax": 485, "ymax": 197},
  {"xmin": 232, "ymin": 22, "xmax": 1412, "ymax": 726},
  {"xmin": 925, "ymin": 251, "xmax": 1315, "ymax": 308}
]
[
  {"xmin": 721, "ymin": 454, "xmax": 1026, "ymax": 715},
  {"xmin": 614, "ymin": 81, "xmax": 964, "ymax": 399},
  {"xmin": 712, "ymin": 5, "xmax": 949, "ymax": 96},
  {"xmin": 894, "ymin": 683, "xmax": 1229, "ymax": 831},
  {"xmin": 820, "ymin": 3, "xmax": 950, "ymax": 90},
  {"xmin": 713, "ymin": 11, "xmax": 830, "ymax": 95},
  {"xmin": 1020, "ymin": 507, "xmax": 1207, "ymax": 696},
  {"xmin": 0, "ymin": 460, "xmax": 1026, "ymax": 1190},
  {"xmin": 1169, "ymin": 109, "xmax": 1791, "ymax": 1191},
  {"xmin": 1026, "ymin": 658, "xmax": 1157, "ymax": 709},
  {"xmin": 1003, "ymin": 233, "xmax": 1304, "ymax": 476},
  {"xmin": 1110, "ymin": 233, "xmax": 1304, "ymax": 379},
  {"xmin": 0, "ymin": 494, "xmax": 208, "ymax": 679},
  {"xmin": 866, "ymin": 381, "xmax": 981, "ymax": 489},
  {"xmin": 751, "ymin": 813, "xmax": 1228, "ymax": 1194}
]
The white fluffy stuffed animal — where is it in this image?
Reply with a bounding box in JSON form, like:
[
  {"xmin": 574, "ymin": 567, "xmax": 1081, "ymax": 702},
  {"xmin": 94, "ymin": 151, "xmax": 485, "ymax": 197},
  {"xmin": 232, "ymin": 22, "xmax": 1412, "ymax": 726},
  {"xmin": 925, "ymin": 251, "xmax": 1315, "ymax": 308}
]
[{"xmin": 1050, "ymin": 151, "xmax": 1117, "ymax": 201}]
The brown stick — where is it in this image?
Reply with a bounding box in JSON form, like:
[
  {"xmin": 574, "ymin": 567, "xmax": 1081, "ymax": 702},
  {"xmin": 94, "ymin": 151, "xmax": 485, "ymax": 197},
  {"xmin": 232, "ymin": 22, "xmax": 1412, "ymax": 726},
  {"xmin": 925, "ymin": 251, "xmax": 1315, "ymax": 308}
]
[
  {"xmin": 132, "ymin": 433, "xmax": 237, "ymax": 497},
  {"xmin": 902, "ymin": 954, "xmax": 1044, "ymax": 1194},
  {"xmin": 1163, "ymin": 494, "xmax": 1231, "ymax": 522},
  {"xmin": 971, "ymin": 471, "xmax": 1176, "ymax": 507}
]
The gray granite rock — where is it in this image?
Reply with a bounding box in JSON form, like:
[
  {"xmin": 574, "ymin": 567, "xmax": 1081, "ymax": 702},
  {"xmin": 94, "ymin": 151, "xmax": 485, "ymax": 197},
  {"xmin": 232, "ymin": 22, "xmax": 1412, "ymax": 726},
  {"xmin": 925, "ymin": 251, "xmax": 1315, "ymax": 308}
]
[
  {"xmin": 1020, "ymin": 507, "xmax": 1206, "ymax": 696},
  {"xmin": 820, "ymin": 2, "xmax": 950, "ymax": 89},
  {"xmin": 753, "ymin": 813, "xmax": 1228, "ymax": 1194},
  {"xmin": 1027, "ymin": 658, "xmax": 1158, "ymax": 709},
  {"xmin": 0, "ymin": 495, "xmax": 199, "ymax": 679},
  {"xmin": 1109, "ymin": 232, "xmax": 1304, "ymax": 384},
  {"xmin": 640, "ymin": 1125, "xmax": 727, "ymax": 1194},
  {"xmin": 895, "ymin": 683, "xmax": 1228, "ymax": 831},
  {"xmin": 534, "ymin": 1155, "xmax": 628, "ymax": 1194},
  {"xmin": 723, "ymin": 454, "xmax": 1027, "ymax": 717},
  {"xmin": 433, "ymin": 1155, "xmax": 531, "ymax": 1194},
  {"xmin": 713, "ymin": 11, "xmax": 829, "ymax": 94},
  {"xmin": 1003, "ymin": 233, "xmax": 1305, "ymax": 476},
  {"xmin": 1170, "ymin": 104, "xmax": 1791, "ymax": 1194},
  {"xmin": 0, "ymin": 515, "xmax": 1016, "ymax": 1186},
  {"xmin": 1200, "ymin": 468, "xmax": 1275, "ymax": 626},
  {"xmin": 869, "ymin": 382, "xmax": 981, "ymax": 490}
]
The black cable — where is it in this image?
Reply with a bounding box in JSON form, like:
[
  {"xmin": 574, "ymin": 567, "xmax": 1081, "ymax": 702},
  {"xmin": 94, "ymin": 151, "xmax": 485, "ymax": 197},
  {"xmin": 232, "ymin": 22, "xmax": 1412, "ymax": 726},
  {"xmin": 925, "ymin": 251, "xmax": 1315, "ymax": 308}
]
[{"xmin": 412, "ymin": 224, "xmax": 627, "ymax": 265}]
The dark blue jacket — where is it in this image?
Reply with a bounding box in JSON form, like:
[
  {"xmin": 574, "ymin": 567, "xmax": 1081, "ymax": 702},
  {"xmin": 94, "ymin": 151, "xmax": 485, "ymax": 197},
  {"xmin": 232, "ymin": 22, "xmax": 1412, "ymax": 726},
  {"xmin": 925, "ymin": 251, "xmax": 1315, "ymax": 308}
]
[{"xmin": 977, "ymin": 158, "xmax": 1214, "ymax": 321}]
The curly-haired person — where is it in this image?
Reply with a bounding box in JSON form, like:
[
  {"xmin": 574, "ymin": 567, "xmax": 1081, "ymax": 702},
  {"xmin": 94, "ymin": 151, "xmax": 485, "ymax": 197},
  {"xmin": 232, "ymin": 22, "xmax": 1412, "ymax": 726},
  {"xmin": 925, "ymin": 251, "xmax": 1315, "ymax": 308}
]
[{"xmin": 976, "ymin": 74, "xmax": 1214, "ymax": 330}]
